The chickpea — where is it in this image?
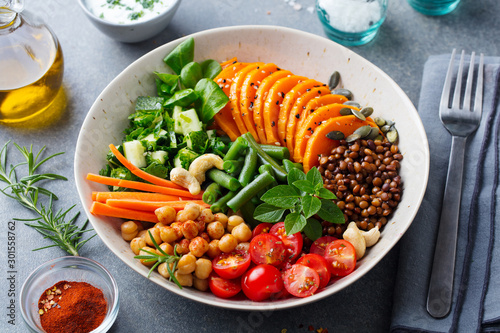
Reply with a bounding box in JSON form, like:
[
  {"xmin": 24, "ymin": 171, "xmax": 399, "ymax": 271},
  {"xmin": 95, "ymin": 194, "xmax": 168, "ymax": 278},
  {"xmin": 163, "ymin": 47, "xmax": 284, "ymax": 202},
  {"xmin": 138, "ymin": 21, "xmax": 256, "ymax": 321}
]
[
  {"xmin": 194, "ymin": 258, "xmax": 212, "ymax": 279},
  {"xmin": 121, "ymin": 230, "xmax": 138, "ymax": 241},
  {"xmin": 130, "ymin": 237, "xmax": 146, "ymax": 255},
  {"xmin": 138, "ymin": 247, "xmax": 156, "ymax": 267},
  {"xmin": 214, "ymin": 213, "xmax": 228, "ymax": 228},
  {"xmin": 231, "ymin": 223, "xmax": 252, "ymax": 243},
  {"xmin": 206, "ymin": 240, "xmax": 222, "ymax": 259},
  {"xmin": 227, "ymin": 215, "xmax": 244, "ymax": 232},
  {"xmin": 198, "ymin": 208, "xmax": 214, "ymax": 223},
  {"xmin": 145, "ymin": 228, "xmax": 162, "ymax": 247},
  {"xmin": 177, "ymin": 253, "xmax": 197, "ymax": 274},
  {"xmin": 174, "ymin": 271, "xmax": 193, "ymax": 287},
  {"xmin": 137, "ymin": 230, "xmax": 148, "ymax": 240},
  {"xmin": 235, "ymin": 242, "xmax": 250, "ymax": 253},
  {"xmin": 181, "ymin": 220, "xmax": 199, "ymax": 239},
  {"xmin": 189, "ymin": 237, "xmax": 209, "ymax": 257},
  {"xmin": 159, "ymin": 226, "xmax": 176, "ymax": 243},
  {"xmin": 176, "ymin": 210, "xmax": 189, "ymax": 223},
  {"xmin": 183, "ymin": 202, "xmax": 201, "ymax": 221},
  {"xmin": 154, "ymin": 205, "xmax": 177, "ymax": 224},
  {"xmin": 199, "ymin": 232, "xmax": 211, "ymax": 244},
  {"xmin": 194, "ymin": 220, "xmax": 206, "ymax": 232},
  {"xmin": 175, "ymin": 238, "xmax": 191, "ymax": 255},
  {"xmin": 121, "ymin": 221, "xmax": 139, "ymax": 234},
  {"xmin": 206, "ymin": 221, "xmax": 225, "ymax": 240},
  {"xmin": 158, "ymin": 262, "xmax": 174, "ymax": 279},
  {"xmin": 218, "ymin": 234, "xmax": 238, "ymax": 253},
  {"xmin": 170, "ymin": 222, "xmax": 184, "ymax": 239},
  {"xmin": 193, "ymin": 276, "xmax": 209, "ymax": 292},
  {"xmin": 158, "ymin": 242, "xmax": 174, "ymax": 256},
  {"xmin": 154, "ymin": 222, "xmax": 166, "ymax": 229}
]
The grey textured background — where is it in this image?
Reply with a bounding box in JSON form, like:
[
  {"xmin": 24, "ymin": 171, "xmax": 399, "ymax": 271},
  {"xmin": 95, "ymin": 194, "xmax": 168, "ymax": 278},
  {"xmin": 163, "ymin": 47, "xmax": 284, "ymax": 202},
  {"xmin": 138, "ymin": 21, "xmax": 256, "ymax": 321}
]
[{"xmin": 1, "ymin": 0, "xmax": 499, "ymax": 332}]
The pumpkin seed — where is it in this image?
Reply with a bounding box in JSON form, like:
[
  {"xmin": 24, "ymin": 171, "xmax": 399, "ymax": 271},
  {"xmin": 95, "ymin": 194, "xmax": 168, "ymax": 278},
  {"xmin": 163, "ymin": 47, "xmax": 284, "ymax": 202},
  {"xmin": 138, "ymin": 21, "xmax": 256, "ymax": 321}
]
[
  {"xmin": 381, "ymin": 125, "xmax": 391, "ymax": 133},
  {"xmin": 346, "ymin": 133, "xmax": 361, "ymax": 143},
  {"xmin": 329, "ymin": 71, "xmax": 340, "ymax": 90},
  {"xmin": 387, "ymin": 129, "xmax": 399, "ymax": 143},
  {"xmin": 375, "ymin": 134, "xmax": 384, "ymax": 141},
  {"xmin": 385, "ymin": 119, "xmax": 395, "ymax": 127},
  {"xmin": 353, "ymin": 125, "xmax": 372, "ymax": 138},
  {"xmin": 351, "ymin": 109, "xmax": 366, "ymax": 121},
  {"xmin": 366, "ymin": 126, "xmax": 380, "ymax": 140},
  {"xmin": 332, "ymin": 88, "xmax": 353, "ymax": 100},
  {"xmin": 360, "ymin": 107, "xmax": 374, "ymax": 117},
  {"xmin": 374, "ymin": 117, "xmax": 386, "ymax": 127},
  {"xmin": 343, "ymin": 101, "xmax": 361, "ymax": 109},
  {"xmin": 326, "ymin": 130, "xmax": 345, "ymax": 140},
  {"xmin": 339, "ymin": 107, "xmax": 353, "ymax": 116}
]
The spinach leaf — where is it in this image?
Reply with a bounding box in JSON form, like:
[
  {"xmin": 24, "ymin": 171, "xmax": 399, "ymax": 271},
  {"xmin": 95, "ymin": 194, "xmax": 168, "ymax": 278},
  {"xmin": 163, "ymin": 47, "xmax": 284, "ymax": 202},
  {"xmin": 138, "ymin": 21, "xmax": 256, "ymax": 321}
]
[
  {"xmin": 180, "ymin": 62, "xmax": 203, "ymax": 89},
  {"xmin": 194, "ymin": 78, "xmax": 229, "ymax": 123},
  {"xmin": 163, "ymin": 89, "xmax": 199, "ymax": 108},
  {"xmin": 163, "ymin": 37, "xmax": 195, "ymax": 75},
  {"xmin": 200, "ymin": 59, "xmax": 222, "ymax": 79}
]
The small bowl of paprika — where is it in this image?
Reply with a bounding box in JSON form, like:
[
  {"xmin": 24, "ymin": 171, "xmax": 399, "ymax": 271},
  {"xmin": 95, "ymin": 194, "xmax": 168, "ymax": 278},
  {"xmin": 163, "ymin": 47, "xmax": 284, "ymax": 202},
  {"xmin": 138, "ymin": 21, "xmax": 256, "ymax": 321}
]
[{"xmin": 20, "ymin": 256, "xmax": 119, "ymax": 333}]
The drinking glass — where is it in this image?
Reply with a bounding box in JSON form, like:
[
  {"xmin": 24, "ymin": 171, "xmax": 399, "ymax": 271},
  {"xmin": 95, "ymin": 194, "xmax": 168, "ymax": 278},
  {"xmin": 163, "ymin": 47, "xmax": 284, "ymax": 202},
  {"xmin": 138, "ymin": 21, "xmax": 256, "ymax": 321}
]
[{"xmin": 407, "ymin": 0, "xmax": 460, "ymax": 16}]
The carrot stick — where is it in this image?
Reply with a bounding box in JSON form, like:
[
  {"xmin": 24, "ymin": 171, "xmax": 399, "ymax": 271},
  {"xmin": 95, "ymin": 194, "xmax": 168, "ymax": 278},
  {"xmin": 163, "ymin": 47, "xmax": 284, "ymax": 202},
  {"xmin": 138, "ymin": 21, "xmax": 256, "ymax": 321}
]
[
  {"xmin": 86, "ymin": 173, "xmax": 202, "ymax": 199},
  {"xmin": 90, "ymin": 202, "xmax": 159, "ymax": 223},
  {"xmin": 105, "ymin": 199, "xmax": 210, "ymax": 212},
  {"xmin": 108, "ymin": 144, "xmax": 184, "ymax": 190},
  {"xmin": 94, "ymin": 191, "xmax": 185, "ymax": 203},
  {"xmin": 92, "ymin": 192, "xmax": 98, "ymax": 201}
]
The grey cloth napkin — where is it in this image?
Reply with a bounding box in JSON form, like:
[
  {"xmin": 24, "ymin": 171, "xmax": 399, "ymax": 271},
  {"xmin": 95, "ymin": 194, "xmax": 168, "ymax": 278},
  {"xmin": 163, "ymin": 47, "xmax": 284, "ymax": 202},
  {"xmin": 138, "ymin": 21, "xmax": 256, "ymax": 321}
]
[{"xmin": 390, "ymin": 54, "xmax": 500, "ymax": 333}]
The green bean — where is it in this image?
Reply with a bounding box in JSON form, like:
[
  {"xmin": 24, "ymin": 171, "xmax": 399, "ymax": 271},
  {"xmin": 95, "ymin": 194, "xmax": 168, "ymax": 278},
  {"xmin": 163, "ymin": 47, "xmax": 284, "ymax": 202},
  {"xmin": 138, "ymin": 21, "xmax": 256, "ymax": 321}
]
[
  {"xmin": 207, "ymin": 169, "xmax": 241, "ymax": 191},
  {"xmin": 240, "ymin": 201, "xmax": 258, "ymax": 228},
  {"xmin": 293, "ymin": 162, "xmax": 303, "ymax": 171},
  {"xmin": 260, "ymin": 144, "xmax": 290, "ymax": 160},
  {"xmin": 202, "ymin": 182, "xmax": 222, "ymax": 205},
  {"xmin": 257, "ymin": 154, "xmax": 287, "ymax": 183},
  {"xmin": 242, "ymin": 133, "xmax": 287, "ymax": 182},
  {"xmin": 210, "ymin": 191, "xmax": 236, "ymax": 214},
  {"xmin": 227, "ymin": 172, "xmax": 275, "ymax": 213},
  {"xmin": 222, "ymin": 160, "xmax": 244, "ymax": 174},
  {"xmin": 238, "ymin": 148, "xmax": 258, "ymax": 187},
  {"xmin": 223, "ymin": 137, "xmax": 247, "ymax": 161},
  {"xmin": 258, "ymin": 164, "xmax": 278, "ymax": 187},
  {"xmin": 282, "ymin": 159, "xmax": 297, "ymax": 173}
]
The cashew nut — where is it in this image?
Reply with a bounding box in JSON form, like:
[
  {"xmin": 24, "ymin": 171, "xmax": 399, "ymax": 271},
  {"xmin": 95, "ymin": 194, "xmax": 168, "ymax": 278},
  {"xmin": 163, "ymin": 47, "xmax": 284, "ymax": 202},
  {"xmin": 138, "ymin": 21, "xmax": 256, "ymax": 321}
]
[
  {"xmin": 170, "ymin": 167, "xmax": 201, "ymax": 195},
  {"xmin": 360, "ymin": 226, "xmax": 381, "ymax": 247},
  {"xmin": 343, "ymin": 222, "xmax": 366, "ymax": 259},
  {"xmin": 188, "ymin": 154, "xmax": 224, "ymax": 184}
]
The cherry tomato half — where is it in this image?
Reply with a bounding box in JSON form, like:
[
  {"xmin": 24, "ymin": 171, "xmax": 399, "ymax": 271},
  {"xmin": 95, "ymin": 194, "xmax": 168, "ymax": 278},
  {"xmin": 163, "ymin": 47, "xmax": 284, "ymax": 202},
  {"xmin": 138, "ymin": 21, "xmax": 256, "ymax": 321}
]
[
  {"xmin": 241, "ymin": 264, "xmax": 284, "ymax": 301},
  {"xmin": 208, "ymin": 273, "xmax": 242, "ymax": 299},
  {"xmin": 252, "ymin": 222, "xmax": 273, "ymax": 238},
  {"xmin": 249, "ymin": 233, "xmax": 286, "ymax": 267},
  {"xmin": 282, "ymin": 264, "xmax": 320, "ymax": 298},
  {"xmin": 296, "ymin": 253, "xmax": 331, "ymax": 289},
  {"xmin": 309, "ymin": 235, "xmax": 338, "ymax": 257},
  {"xmin": 212, "ymin": 250, "xmax": 251, "ymax": 279},
  {"xmin": 323, "ymin": 239, "xmax": 357, "ymax": 277},
  {"xmin": 270, "ymin": 222, "xmax": 303, "ymax": 263}
]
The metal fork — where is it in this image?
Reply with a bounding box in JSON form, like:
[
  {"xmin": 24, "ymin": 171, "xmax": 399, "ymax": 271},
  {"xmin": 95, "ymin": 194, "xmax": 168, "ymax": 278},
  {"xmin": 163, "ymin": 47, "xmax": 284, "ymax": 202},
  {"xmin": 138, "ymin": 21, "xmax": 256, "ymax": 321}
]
[{"xmin": 426, "ymin": 49, "xmax": 484, "ymax": 318}]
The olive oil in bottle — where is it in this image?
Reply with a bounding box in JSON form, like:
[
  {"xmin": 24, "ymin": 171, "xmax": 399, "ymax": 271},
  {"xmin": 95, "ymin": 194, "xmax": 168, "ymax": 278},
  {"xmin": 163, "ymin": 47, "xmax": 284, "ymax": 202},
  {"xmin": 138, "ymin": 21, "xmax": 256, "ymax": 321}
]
[{"xmin": 0, "ymin": 0, "xmax": 64, "ymax": 124}]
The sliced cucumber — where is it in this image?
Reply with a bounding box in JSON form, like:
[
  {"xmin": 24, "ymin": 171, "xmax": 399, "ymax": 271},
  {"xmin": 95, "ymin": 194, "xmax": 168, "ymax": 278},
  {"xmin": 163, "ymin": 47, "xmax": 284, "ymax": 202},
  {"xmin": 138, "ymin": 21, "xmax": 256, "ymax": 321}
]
[
  {"xmin": 123, "ymin": 140, "xmax": 147, "ymax": 168},
  {"xmin": 150, "ymin": 150, "xmax": 168, "ymax": 165}
]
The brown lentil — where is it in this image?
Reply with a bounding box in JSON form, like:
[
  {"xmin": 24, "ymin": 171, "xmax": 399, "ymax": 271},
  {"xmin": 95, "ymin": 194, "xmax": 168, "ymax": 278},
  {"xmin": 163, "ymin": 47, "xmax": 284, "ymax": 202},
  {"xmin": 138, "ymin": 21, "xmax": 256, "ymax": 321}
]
[{"xmin": 318, "ymin": 138, "xmax": 403, "ymax": 232}]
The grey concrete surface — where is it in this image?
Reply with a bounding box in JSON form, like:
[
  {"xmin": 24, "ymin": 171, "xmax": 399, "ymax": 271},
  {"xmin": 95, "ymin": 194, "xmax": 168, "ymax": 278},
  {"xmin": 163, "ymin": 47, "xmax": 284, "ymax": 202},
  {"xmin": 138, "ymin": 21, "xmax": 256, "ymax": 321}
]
[{"xmin": 0, "ymin": 0, "xmax": 499, "ymax": 332}]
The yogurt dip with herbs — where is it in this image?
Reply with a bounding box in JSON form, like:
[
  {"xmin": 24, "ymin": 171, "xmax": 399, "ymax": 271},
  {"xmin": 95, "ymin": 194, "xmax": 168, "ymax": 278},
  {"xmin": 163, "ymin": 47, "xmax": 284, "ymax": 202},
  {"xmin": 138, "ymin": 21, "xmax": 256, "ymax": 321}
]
[{"xmin": 86, "ymin": 0, "xmax": 175, "ymax": 24}]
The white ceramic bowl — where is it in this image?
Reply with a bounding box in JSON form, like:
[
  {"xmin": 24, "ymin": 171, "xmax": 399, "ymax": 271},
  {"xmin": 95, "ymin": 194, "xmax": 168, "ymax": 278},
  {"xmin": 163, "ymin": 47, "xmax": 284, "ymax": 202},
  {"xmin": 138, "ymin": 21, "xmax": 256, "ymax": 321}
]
[
  {"xmin": 78, "ymin": 0, "xmax": 182, "ymax": 43},
  {"xmin": 74, "ymin": 25, "xmax": 430, "ymax": 311}
]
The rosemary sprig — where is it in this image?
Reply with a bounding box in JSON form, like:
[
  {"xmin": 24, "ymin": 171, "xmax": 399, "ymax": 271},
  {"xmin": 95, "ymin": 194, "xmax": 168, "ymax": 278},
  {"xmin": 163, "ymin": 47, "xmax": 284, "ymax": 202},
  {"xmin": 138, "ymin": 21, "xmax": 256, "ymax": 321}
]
[
  {"xmin": 0, "ymin": 141, "xmax": 95, "ymax": 256},
  {"xmin": 134, "ymin": 230, "xmax": 182, "ymax": 288}
]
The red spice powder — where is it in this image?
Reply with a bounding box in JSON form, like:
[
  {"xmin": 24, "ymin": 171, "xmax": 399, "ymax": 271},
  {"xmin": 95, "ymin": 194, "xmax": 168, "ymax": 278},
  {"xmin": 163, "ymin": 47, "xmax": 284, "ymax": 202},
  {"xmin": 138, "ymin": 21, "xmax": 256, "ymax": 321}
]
[{"xmin": 38, "ymin": 280, "xmax": 107, "ymax": 333}]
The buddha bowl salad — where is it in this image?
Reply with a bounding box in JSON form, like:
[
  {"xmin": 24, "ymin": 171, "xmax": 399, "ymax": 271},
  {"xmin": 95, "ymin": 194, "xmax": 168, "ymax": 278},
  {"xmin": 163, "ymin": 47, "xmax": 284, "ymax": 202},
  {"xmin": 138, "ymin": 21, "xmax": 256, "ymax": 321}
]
[{"xmin": 87, "ymin": 37, "xmax": 403, "ymax": 301}]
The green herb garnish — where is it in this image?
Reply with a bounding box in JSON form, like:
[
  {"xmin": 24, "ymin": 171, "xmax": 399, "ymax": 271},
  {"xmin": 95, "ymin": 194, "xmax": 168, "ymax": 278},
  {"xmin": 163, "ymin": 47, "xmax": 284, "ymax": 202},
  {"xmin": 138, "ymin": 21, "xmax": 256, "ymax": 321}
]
[
  {"xmin": 254, "ymin": 167, "xmax": 344, "ymax": 241},
  {"xmin": 0, "ymin": 141, "xmax": 95, "ymax": 256},
  {"xmin": 134, "ymin": 230, "xmax": 182, "ymax": 288}
]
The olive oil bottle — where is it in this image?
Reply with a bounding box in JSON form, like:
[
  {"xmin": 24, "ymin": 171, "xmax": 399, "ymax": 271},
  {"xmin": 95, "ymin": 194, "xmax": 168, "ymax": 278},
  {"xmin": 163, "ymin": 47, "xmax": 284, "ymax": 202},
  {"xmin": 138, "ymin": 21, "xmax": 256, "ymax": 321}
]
[{"xmin": 0, "ymin": 0, "xmax": 64, "ymax": 124}]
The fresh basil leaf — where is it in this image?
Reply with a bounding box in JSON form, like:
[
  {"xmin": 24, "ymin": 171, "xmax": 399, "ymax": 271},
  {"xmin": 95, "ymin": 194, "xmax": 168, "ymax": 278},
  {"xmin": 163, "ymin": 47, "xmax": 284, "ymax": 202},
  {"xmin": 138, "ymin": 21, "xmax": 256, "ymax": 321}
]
[
  {"xmin": 306, "ymin": 167, "xmax": 323, "ymax": 186},
  {"xmin": 301, "ymin": 196, "xmax": 321, "ymax": 219},
  {"xmin": 180, "ymin": 62, "xmax": 203, "ymax": 89},
  {"xmin": 292, "ymin": 179, "xmax": 316, "ymax": 194},
  {"xmin": 261, "ymin": 185, "xmax": 301, "ymax": 209},
  {"xmin": 287, "ymin": 167, "xmax": 306, "ymax": 186},
  {"xmin": 200, "ymin": 59, "xmax": 222, "ymax": 79},
  {"xmin": 317, "ymin": 199, "xmax": 345, "ymax": 224},
  {"xmin": 254, "ymin": 203, "xmax": 286, "ymax": 222},
  {"xmin": 284, "ymin": 212, "xmax": 307, "ymax": 235},
  {"xmin": 303, "ymin": 218, "xmax": 323, "ymax": 241},
  {"xmin": 194, "ymin": 78, "xmax": 229, "ymax": 124},
  {"xmin": 316, "ymin": 187, "xmax": 337, "ymax": 200},
  {"xmin": 163, "ymin": 37, "xmax": 195, "ymax": 75}
]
